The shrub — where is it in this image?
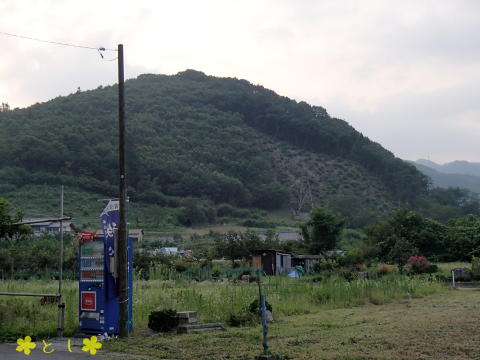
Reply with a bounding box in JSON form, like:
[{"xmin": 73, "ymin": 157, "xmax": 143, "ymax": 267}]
[
  {"xmin": 227, "ymin": 313, "xmax": 256, "ymax": 327},
  {"xmin": 339, "ymin": 267, "xmax": 358, "ymax": 281},
  {"xmin": 174, "ymin": 259, "xmax": 188, "ymax": 272},
  {"xmin": 248, "ymin": 298, "xmax": 273, "ymax": 313},
  {"xmin": 148, "ymin": 309, "xmax": 179, "ymax": 332},
  {"xmin": 315, "ymin": 258, "xmax": 340, "ymax": 273},
  {"xmin": 377, "ymin": 265, "xmax": 392, "ymax": 277},
  {"xmin": 351, "ymin": 264, "xmax": 366, "ymax": 272},
  {"xmin": 472, "ymin": 256, "xmax": 480, "ymax": 279},
  {"xmin": 216, "ymin": 203, "xmax": 235, "ymax": 217},
  {"xmin": 406, "ymin": 256, "xmax": 430, "ymax": 274},
  {"xmin": 338, "ymin": 248, "xmax": 365, "ymax": 267},
  {"xmin": 211, "ymin": 267, "xmax": 221, "ymax": 278}
]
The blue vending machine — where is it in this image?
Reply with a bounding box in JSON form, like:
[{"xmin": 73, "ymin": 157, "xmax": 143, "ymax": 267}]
[{"xmin": 78, "ymin": 231, "xmax": 133, "ymax": 335}]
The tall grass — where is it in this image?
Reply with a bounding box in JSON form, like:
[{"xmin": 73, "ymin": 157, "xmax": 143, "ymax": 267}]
[
  {"xmin": 0, "ymin": 281, "xmax": 78, "ymax": 341},
  {"xmin": 0, "ymin": 274, "xmax": 447, "ymax": 341}
]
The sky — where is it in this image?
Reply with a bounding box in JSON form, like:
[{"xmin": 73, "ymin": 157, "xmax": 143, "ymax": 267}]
[{"xmin": 1, "ymin": 0, "xmax": 480, "ymax": 163}]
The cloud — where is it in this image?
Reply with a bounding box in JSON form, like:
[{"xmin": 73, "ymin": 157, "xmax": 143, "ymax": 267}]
[{"xmin": 325, "ymin": 78, "xmax": 480, "ymax": 162}]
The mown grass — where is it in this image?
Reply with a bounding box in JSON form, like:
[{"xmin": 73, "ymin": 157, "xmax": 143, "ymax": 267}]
[
  {"xmin": 105, "ymin": 289, "xmax": 480, "ymax": 360},
  {"xmin": 0, "ymin": 273, "xmax": 448, "ymax": 342}
]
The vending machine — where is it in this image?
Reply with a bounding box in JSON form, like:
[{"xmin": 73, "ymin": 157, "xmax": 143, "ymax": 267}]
[{"xmin": 78, "ymin": 230, "xmax": 133, "ymax": 335}]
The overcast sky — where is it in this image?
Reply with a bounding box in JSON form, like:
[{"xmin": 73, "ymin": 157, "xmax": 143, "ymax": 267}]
[{"xmin": 2, "ymin": 0, "xmax": 480, "ymax": 163}]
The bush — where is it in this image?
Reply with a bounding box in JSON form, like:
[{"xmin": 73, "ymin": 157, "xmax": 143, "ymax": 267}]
[
  {"xmin": 315, "ymin": 258, "xmax": 340, "ymax": 273},
  {"xmin": 148, "ymin": 309, "xmax": 179, "ymax": 332},
  {"xmin": 339, "ymin": 267, "xmax": 358, "ymax": 281},
  {"xmin": 248, "ymin": 298, "xmax": 273, "ymax": 313},
  {"xmin": 351, "ymin": 264, "xmax": 366, "ymax": 272},
  {"xmin": 338, "ymin": 248, "xmax": 365, "ymax": 267},
  {"xmin": 377, "ymin": 265, "xmax": 392, "ymax": 277},
  {"xmin": 227, "ymin": 313, "xmax": 256, "ymax": 327},
  {"xmin": 211, "ymin": 267, "xmax": 221, "ymax": 278},
  {"xmin": 405, "ymin": 256, "xmax": 430, "ymax": 274},
  {"xmin": 216, "ymin": 203, "xmax": 235, "ymax": 217},
  {"xmin": 174, "ymin": 259, "xmax": 189, "ymax": 272},
  {"xmin": 472, "ymin": 256, "xmax": 480, "ymax": 279}
]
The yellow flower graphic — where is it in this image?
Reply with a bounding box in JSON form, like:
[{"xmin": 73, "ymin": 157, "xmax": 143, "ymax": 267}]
[
  {"xmin": 16, "ymin": 336, "xmax": 37, "ymax": 355},
  {"xmin": 82, "ymin": 335, "xmax": 102, "ymax": 355}
]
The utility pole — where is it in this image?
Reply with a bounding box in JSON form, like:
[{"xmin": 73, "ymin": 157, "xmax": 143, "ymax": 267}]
[
  {"xmin": 117, "ymin": 43, "xmax": 129, "ymax": 337},
  {"xmin": 57, "ymin": 185, "xmax": 65, "ymax": 337}
]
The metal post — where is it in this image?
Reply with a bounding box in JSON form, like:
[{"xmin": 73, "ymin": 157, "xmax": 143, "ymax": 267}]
[
  {"xmin": 256, "ymin": 269, "xmax": 271, "ymax": 356},
  {"xmin": 452, "ymin": 270, "xmax": 456, "ymax": 289},
  {"xmin": 57, "ymin": 185, "xmax": 65, "ymax": 337},
  {"xmin": 117, "ymin": 43, "xmax": 129, "ymax": 338}
]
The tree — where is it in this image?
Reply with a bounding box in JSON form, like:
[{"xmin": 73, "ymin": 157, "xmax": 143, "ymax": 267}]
[
  {"xmin": 387, "ymin": 236, "xmax": 418, "ymax": 271},
  {"xmin": 214, "ymin": 229, "xmax": 283, "ymax": 264},
  {"xmin": 1, "ymin": 102, "xmax": 10, "ymax": 111},
  {"xmin": 365, "ymin": 208, "xmax": 447, "ymax": 261},
  {"xmin": 0, "ymin": 198, "xmax": 28, "ymax": 238},
  {"xmin": 446, "ymin": 215, "xmax": 480, "ymax": 261},
  {"xmin": 300, "ymin": 207, "xmax": 344, "ymax": 255},
  {"xmin": 215, "ymin": 231, "xmax": 244, "ymax": 265}
]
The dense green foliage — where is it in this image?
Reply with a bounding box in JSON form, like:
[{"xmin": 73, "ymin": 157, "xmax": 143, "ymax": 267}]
[
  {"xmin": 300, "ymin": 207, "xmax": 345, "ymax": 254},
  {"xmin": 0, "ymin": 232, "xmax": 77, "ymax": 279},
  {"xmin": 0, "ymin": 198, "xmax": 29, "ymax": 238},
  {"xmin": 445, "ymin": 215, "xmax": 480, "ymax": 261},
  {"xmin": 0, "ymin": 70, "xmax": 437, "ymax": 227},
  {"xmin": 148, "ymin": 309, "xmax": 179, "ymax": 333},
  {"xmin": 416, "ymin": 187, "xmax": 480, "ymax": 222},
  {"xmin": 365, "ymin": 208, "xmax": 480, "ymax": 262},
  {"xmin": 214, "ymin": 229, "xmax": 285, "ymax": 264}
]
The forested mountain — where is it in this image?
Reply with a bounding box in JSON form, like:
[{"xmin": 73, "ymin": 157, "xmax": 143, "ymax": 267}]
[{"xmin": 0, "ymin": 70, "xmax": 473, "ymax": 228}]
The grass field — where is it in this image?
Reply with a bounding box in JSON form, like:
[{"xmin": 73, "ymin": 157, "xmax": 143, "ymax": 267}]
[
  {"xmin": 105, "ymin": 289, "xmax": 480, "ymax": 360},
  {"xmin": 436, "ymin": 262, "xmax": 470, "ymax": 277},
  {"xmin": 0, "ymin": 274, "xmax": 447, "ymax": 343}
]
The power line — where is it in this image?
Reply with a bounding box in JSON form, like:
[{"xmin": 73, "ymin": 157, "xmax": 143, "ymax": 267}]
[{"xmin": 0, "ymin": 30, "xmax": 117, "ymax": 52}]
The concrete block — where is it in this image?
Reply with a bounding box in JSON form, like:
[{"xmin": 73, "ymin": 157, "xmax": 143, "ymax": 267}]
[
  {"xmin": 177, "ymin": 323, "xmax": 225, "ymax": 334},
  {"xmin": 177, "ymin": 311, "xmax": 198, "ymax": 324}
]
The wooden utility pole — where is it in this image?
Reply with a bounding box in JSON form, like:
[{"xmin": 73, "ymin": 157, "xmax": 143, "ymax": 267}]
[
  {"xmin": 117, "ymin": 43, "xmax": 129, "ymax": 337},
  {"xmin": 57, "ymin": 185, "xmax": 65, "ymax": 337}
]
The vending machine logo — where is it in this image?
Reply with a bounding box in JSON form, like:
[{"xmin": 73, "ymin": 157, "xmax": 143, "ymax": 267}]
[{"xmin": 81, "ymin": 291, "xmax": 97, "ymax": 311}]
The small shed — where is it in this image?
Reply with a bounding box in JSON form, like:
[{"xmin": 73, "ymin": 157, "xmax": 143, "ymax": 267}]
[
  {"xmin": 292, "ymin": 255, "xmax": 322, "ymax": 274},
  {"xmin": 251, "ymin": 250, "xmax": 292, "ymax": 276}
]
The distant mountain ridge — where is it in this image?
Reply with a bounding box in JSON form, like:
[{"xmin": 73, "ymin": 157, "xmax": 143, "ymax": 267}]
[
  {"xmin": 412, "ymin": 159, "xmax": 480, "ymax": 194},
  {"xmin": 416, "ymin": 159, "xmax": 480, "ymax": 177}
]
